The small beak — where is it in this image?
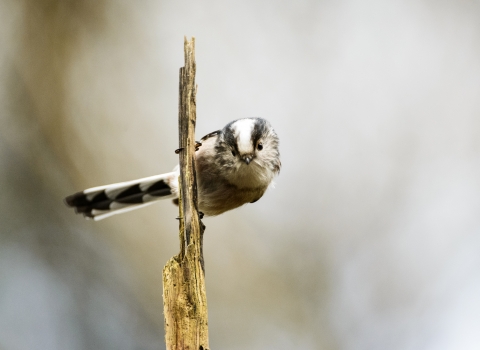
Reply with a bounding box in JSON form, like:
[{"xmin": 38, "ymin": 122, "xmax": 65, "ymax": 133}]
[{"xmin": 242, "ymin": 155, "xmax": 253, "ymax": 165}]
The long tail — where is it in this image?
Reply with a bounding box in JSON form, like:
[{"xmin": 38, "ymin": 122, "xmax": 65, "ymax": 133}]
[{"xmin": 64, "ymin": 172, "xmax": 178, "ymax": 221}]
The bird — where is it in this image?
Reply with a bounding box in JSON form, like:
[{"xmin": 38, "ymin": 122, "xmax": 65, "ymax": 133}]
[{"xmin": 64, "ymin": 117, "xmax": 281, "ymax": 220}]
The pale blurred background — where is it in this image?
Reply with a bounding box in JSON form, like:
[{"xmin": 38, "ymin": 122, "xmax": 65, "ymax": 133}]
[{"xmin": 1, "ymin": 0, "xmax": 480, "ymax": 349}]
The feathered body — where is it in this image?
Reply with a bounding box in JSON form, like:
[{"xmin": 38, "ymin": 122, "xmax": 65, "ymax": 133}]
[{"xmin": 65, "ymin": 118, "xmax": 281, "ymax": 220}]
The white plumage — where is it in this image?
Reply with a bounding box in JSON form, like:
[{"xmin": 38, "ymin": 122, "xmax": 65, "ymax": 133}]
[{"xmin": 65, "ymin": 118, "xmax": 280, "ymax": 220}]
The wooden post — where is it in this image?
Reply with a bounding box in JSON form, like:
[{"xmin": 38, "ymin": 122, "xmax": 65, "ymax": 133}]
[{"xmin": 162, "ymin": 37, "xmax": 209, "ymax": 350}]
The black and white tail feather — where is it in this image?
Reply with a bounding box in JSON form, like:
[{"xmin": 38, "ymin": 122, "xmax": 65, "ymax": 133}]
[
  {"xmin": 65, "ymin": 117, "xmax": 281, "ymax": 221},
  {"xmin": 64, "ymin": 171, "xmax": 179, "ymax": 221}
]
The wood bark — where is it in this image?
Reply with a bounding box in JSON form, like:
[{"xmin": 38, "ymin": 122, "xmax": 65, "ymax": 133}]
[{"xmin": 162, "ymin": 37, "xmax": 209, "ymax": 350}]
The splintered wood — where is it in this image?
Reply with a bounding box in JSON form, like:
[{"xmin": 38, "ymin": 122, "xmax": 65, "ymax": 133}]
[{"xmin": 162, "ymin": 37, "xmax": 209, "ymax": 350}]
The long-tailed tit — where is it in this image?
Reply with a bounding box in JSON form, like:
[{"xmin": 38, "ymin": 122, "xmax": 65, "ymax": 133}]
[{"xmin": 65, "ymin": 118, "xmax": 281, "ymax": 220}]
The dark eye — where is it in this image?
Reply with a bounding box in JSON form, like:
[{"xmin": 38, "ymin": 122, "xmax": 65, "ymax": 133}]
[
  {"xmin": 257, "ymin": 142, "xmax": 263, "ymax": 151},
  {"xmin": 231, "ymin": 150, "xmax": 236, "ymax": 156}
]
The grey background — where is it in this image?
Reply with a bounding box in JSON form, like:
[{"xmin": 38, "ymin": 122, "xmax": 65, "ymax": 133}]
[{"xmin": 1, "ymin": 0, "xmax": 479, "ymax": 349}]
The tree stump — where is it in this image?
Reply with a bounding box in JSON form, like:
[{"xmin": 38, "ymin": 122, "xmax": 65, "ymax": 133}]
[{"xmin": 162, "ymin": 37, "xmax": 209, "ymax": 350}]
